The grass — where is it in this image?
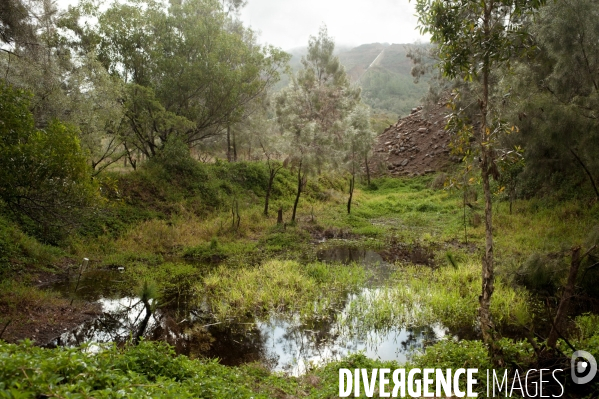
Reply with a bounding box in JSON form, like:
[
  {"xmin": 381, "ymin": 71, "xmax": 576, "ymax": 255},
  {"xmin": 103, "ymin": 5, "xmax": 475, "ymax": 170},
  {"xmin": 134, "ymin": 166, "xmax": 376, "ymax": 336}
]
[
  {"xmin": 2, "ymin": 153, "xmax": 599, "ymax": 397},
  {"xmin": 0, "ymin": 281, "xmax": 64, "ymax": 316},
  {"xmin": 0, "ymin": 216, "xmax": 64, "ymax": 279},
  {"xmin": 199, "ymin": 259, "xmax": 367, "ymax": 321},
  {"xmin": 43, "ymin": 168, "xmax": 599, "ymax": 346},
  {"xmin": 337, "ymin": 259, "xmax": 534, "ymax": 338}
]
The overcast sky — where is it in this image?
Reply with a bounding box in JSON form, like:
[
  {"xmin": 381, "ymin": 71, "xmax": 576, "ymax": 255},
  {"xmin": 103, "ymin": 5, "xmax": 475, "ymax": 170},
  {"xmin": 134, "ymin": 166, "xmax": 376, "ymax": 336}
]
[
  {"xmin": 238, "ymin": 0, "xmax": 427, "ymax": 50},
  {"xmin": 55, "ymin": 0, "xmax": 428, "ymax": 50}
]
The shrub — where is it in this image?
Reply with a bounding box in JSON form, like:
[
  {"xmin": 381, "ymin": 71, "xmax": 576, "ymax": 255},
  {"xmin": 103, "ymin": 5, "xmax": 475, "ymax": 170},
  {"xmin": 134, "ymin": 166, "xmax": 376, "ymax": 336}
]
[
  {"xmin": 516, "ymin": 252, "xmax": 568, "ymax": 294},
  {"xmin": 0, "ymin": 216, "xmax": 62, "ymax": 278},
  {"xmin": 0, "ymin": 83, "xmax": 98, "ymax": 242}
]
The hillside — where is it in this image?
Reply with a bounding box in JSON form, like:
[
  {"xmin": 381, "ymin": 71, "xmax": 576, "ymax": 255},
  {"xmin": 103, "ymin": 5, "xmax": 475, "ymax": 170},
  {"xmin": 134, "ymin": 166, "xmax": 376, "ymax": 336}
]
[
  {"xmin": 277, "ymin": 43, "xmax": 431, "ymax": 118},
  {"xmin": 368, "ymin": 99, "xmax": 456, "ymax": 177}
]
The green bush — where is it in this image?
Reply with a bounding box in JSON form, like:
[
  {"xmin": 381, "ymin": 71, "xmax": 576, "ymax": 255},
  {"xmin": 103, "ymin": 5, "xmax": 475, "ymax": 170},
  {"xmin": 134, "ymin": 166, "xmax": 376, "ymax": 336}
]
[
  {"xmin": 0, "ymin": 216, "xmax": 62, "ymax": 278},
  {"xmin": 516, "ymin": 252, "xmax": 568, "ymax": 294},
  {"xmin": 0, "ymin": 83, "xmax": 98, "ymax": 243},
  {"xmin": 0, "ymin": 340, "xmax": 266, "ymax": 398}
]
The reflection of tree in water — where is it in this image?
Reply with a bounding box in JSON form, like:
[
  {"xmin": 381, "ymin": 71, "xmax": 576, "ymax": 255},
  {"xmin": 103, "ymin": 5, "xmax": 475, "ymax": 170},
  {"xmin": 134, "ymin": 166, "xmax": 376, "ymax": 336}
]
[
  {"xmin": 204, "ymin": 320, "xmax": 277, "ymax": 368},
  {"xmin": 48, "ymin": 253, "xmax": 442, "ymax": 372},
  {"xmin": 317, "ymin": 247, "xmax": 367, "ymax": 264},
  {"xmin": 273, "ymin": 303, "xmax": 360, "ymax": 371},
  {"xmin": 400, "ymin": 325, "xmax": 438, "ymax": 353},
  {"xmin": 50, "ymin": 297, "xmax": 161, "ymax": 348}
]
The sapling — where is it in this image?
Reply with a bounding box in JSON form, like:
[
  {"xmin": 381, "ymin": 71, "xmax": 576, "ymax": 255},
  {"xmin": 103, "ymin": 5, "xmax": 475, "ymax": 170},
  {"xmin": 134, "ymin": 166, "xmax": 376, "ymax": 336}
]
[{"xmin": 70, "ymin": 258, "xmax": 89, "ymax": 306}]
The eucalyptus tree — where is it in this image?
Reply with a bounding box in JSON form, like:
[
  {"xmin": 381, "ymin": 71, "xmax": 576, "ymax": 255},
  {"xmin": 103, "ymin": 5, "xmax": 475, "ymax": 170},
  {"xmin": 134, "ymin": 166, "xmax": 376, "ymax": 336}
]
[
  {"xmin": 61, "ymin": 54, "xmax": 128, "ymax": 174},
  {"xmin": 276, "ymin": 26, "xmax": 361, "ymax": 222},
  {"xmin": 412, "ymin": 0, "xmax": 546, "ymax": 353},
  {"xmin": 0, "ymin": 0, "xmax": 73, "ymax": 126},
  {"xmin": 253, "ymin": 115, "xmax": 285, "ymax": 217},
  {"xmin": 67, "ymin": 0, "xmax": 289, "ymax": 155},
  {"xmin": 0, "ymin": 0, "xmax": 130, "ymax": 175}
]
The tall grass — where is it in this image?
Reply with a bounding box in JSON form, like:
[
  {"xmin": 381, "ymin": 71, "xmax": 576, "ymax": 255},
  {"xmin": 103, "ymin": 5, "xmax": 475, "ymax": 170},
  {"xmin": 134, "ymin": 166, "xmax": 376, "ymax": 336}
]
[
  {"xmin": 338, "ymin": 259, "xmax": 534, "ymax": 334},
  {"xmin": 198, "ymin": 259, "xmax": 367, "ymax": 321}
]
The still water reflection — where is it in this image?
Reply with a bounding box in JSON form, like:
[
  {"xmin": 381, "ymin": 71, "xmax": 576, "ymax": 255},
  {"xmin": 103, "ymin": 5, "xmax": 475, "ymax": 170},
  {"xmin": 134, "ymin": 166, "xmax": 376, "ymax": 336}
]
[{"xmin": 48, "ymin": 246, "xmax": 445, "ymax": 375}]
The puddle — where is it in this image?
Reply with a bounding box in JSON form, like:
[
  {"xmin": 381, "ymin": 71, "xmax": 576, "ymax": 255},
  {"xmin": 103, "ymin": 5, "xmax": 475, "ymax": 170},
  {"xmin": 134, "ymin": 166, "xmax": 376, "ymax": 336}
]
[
  {"xmin": 206, "ymin": 305, "xmax": 445, "ymax": 375},
  {"xmin": 316, "ymin": 245, "xmax": 394, "ymax": 286},
  {"xmin": 50, "ymin": 269, "xmax": 126, "ymax": 301},
  {"xmin": 47, "ymin": 297, "xmax": 159, "ymax": 347},
  {"xmin": 317, "ymin": 246, "xmax": 384, "ymax": 265},
  {"xmin": 47, "ymin": 247, "xmax": 446, "ymax": 374}
]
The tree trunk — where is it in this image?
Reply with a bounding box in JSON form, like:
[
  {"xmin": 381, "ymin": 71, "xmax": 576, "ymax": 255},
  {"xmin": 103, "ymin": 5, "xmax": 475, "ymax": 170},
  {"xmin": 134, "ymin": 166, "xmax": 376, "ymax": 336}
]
[
  {"xmin": 291, "ymin": 162, "xmax": 303, "ymax": 223},
  {"xmin": 463, "ymin": 180, "xmax": 468, "ymax": 244},
  {"xmin": 231, "ymin": 198, "xmax": 240, "ymax": 230},
  {"xmin": 264, "ymin": 169, "xmax": 276, "ymax": 216},
  {"xmin": 277, "ymin": 207, "xmax": 283, "ymax": 224},
  {"xmin": 478, "ymin": 40, "xmax": 496, "ymax": 355},
  {"xmin": 226, "ymin": 125, "xmax": 231, "ymax": 162},
  {"xmin": 479, "ymin": 152, "xmax": 495, "ymax": 343},
  {"xmin": 347, "ymin": 175, "xmax": 355, "ymax": 214},
  {"xmin": 547, "ymin": 246, "xmax": 583, "ymax": 349},
  {"xmin": 510, "ymin": 185, "xmax": 515, "ymax": 215},
  {"xmin": 233, "ymin": 129, "xmax": 237, "ymax": 162},
  {"xmin": 365, "ymin": 154, "xmax": 371, "ymax": 186},
  {"xmin": 124, "ymin": 143, "xmax": 137, "ymax": 170}
]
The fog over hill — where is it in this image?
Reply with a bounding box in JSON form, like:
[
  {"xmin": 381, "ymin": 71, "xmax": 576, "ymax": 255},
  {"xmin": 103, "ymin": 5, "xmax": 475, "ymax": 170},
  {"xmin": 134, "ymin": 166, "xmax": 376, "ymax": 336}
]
[{"xmin": 277, "ymin": 43, "xmax": 431, "ymax": 119}]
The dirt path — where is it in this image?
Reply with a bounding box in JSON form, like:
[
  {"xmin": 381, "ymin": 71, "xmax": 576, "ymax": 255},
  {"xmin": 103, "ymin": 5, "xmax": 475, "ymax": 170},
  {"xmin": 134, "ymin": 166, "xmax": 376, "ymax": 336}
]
[{"xmin": 368, "ymin": 48, "xmax": 385, "ymax": 69}]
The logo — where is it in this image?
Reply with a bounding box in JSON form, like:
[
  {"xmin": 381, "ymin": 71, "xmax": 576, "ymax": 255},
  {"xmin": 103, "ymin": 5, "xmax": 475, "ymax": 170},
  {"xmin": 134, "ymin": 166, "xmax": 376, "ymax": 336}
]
[{"xmin": 571, "ymin": 350, "xmax": 597, "ymax": 385}]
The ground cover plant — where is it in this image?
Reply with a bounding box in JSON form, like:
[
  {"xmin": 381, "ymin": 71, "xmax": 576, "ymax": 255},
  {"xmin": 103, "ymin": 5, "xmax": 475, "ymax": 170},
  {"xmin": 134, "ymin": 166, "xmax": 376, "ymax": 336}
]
[{"xmin": 1, "ymin": 166, "xmax": 599, "ymax": 397}]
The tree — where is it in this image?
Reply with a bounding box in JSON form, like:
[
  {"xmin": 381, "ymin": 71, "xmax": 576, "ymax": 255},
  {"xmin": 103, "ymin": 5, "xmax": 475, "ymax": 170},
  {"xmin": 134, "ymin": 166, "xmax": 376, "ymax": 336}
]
[
  {"xmin": 0, "ymin": 1, "xmax": 128, "ymax": 175},
  {"xmin": 0, "ymin": 0, "xmax": 35, "ymax": 47},
  {"xmin": 345, "ymin": 105, "xmax": 376, "ymax": 214},
  {"xmin": 0, "ymin": 83, "xmax": 97, "ymax": 242},
  {"xmin": 503, "ymin": 0, "xmax": 599, "ymax": 199},
  {"xmin": 256, "ymin": 118, "xmax": 285, "ymax": 217},
  {"xmin": 67, "ymin": 0, "xmax": 289, "ymax": 153},
  {"xmin": 276, "ymin": 26, "xmax": 360, "ymax": 222},
  {"xmin": 61, "ymin": 53, "xmax": 127, "ymax": 175},
  {"xmin": 413, "ymin": 0, "xmax": 546, "ymax": 356},
  {"xmin": 0, "ymin": 0, "xmax": 73, "ymax": 127},
  {"xmin": 120, "ymin": 84, "xmax": 195, "ymax": 159}
]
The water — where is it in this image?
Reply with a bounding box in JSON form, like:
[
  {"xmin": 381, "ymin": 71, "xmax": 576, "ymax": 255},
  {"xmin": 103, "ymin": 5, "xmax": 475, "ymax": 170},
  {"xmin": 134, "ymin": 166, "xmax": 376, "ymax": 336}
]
[
  {"xmin": 47, "ymin": 247, "xmax": 445, "ymax": 374},
  {"xmin": 205, "ymin": 306, "xmax": 444, "ymax": 375}
]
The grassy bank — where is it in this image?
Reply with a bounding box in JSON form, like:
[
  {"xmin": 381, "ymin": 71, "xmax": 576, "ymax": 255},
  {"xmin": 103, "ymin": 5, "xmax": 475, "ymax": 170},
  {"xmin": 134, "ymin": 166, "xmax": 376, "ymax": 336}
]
[{"xmin": 1, "ymin": 152, "xmax": 599, "ymax": 397}]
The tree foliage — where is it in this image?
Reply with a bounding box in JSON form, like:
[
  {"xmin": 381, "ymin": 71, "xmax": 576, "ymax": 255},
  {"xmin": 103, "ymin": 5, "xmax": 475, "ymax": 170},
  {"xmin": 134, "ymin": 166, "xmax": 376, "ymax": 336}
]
[
  {"xmin": 275, "ymin": 26, "xmax": 362, "ymax": 221},
  {"xmin": 503, "ymin": 0, "xmax": 599, "ymax": 198},
  {"xmin": 0, "ymin": 0, "xmax": 35, "ymax": 46},
  {"xmin": 66, "ymin": 0, "xmax": 289, "ymax": 152},
  {"xmin": 413, "ymin": 0, "xmax": 546, "ymax": 355},
  {"xmin": 0, "ymin": 83, "xmax": 97, "ymax": 241},
  {"xmin": 344, "ymin": 104, "xmax": 376, "ymax": 212}
]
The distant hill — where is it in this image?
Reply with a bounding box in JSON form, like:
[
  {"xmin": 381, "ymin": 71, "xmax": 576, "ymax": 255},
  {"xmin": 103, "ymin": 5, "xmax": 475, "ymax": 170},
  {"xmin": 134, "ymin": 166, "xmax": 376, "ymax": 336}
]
[{"xmin": 276, "ymin": 43, "xmax": 431, "ymax": 121}]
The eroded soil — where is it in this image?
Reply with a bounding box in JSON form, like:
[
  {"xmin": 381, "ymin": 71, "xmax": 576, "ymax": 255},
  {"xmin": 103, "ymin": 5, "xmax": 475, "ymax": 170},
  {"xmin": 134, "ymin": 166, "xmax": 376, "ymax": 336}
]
[{"xmin": 369, "ymin": 100, "xmax": 457, "ymax": 177}]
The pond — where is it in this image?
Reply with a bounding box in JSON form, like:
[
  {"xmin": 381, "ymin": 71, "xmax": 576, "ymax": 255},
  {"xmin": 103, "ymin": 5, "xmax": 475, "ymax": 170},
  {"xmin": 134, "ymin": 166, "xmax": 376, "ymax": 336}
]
[{"xmin": 46, "ymin": 246, "xmax": 446, "ymax": 375}]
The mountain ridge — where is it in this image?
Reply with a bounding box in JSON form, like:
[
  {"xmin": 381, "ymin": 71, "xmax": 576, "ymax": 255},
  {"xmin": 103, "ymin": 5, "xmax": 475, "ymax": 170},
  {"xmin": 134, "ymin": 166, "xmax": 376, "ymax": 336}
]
[{"xmin": 278, "ymin": 42, "xmax": 431, "ymax": 120}]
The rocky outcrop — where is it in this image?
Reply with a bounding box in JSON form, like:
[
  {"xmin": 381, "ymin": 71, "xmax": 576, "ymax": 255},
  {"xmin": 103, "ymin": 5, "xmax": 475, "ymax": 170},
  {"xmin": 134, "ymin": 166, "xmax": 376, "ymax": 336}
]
[{"xmin": 369, "ymin": 100, "xmax": 458, "ymax": 177}]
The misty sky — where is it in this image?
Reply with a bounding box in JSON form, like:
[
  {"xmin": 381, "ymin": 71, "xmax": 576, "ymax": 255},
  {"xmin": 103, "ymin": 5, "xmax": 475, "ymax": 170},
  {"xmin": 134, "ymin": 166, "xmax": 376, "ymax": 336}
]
[
  {"xmin": 239, "ymin": 0, "xmax": 427, "ymax": 50},
  {"xmin": 55, "ymin": 0, "xmax": 428, "ymax": 50}
]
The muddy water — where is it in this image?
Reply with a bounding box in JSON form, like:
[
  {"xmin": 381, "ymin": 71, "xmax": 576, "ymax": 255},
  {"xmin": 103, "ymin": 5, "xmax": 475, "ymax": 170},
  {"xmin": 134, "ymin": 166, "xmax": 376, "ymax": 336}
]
[{"xmin": 48, "ymin": 247, "xmax": 445, "ymax": 375}]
